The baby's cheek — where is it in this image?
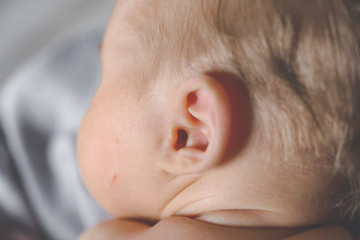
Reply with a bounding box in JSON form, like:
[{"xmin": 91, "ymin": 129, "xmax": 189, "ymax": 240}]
[{"xmin": 77, "ymin": 109, "xmax": 118, "ymax": 205}]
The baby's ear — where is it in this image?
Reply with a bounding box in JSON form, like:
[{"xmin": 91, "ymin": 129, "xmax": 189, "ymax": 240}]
[{"xmin": 159, "ymin": 73, "xmax": 250, "ymax": 175}]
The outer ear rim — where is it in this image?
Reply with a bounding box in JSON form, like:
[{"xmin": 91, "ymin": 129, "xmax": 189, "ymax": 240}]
[{"xmin": 159, "ymin": 75, "xmax": 232, "ymax": 175}]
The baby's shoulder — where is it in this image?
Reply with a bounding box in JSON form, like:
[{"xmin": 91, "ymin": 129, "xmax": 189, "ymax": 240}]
[
  {"xmin": 149, "ymin": 218, "xmax": 354, "ymax": 240},
  {"xmin": 79, "ymin": 217, "xmax": 354, "ymax": 240},
  {"xmin": 148, "ymin": 217, "xmax": 290, "ymax": 240},
  {"xmin": 147, "ymin": 216, "xmax": 240, "ymax": 240},
  {"xmin": 80, "ymin": 217, "xmax": 246, "ymax": 240}
]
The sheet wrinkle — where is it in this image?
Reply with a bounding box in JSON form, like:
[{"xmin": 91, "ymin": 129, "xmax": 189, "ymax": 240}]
[{"xmin": 0, "ymin": 31, "xmax": 109, "ymax": 240}]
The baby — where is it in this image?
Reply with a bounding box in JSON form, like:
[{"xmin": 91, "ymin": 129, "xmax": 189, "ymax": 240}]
[{"xmin": 77, "ymin": 0, "xmax": 360, "ymax": 239}]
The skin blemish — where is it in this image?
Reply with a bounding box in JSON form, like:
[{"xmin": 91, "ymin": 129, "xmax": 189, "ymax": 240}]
[{"xmin": 111, "ymin": 173, "xmax": 118, "ymax": 186}]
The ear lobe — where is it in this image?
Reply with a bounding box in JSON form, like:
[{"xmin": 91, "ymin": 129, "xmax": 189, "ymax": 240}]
[{"xmin": 159, "ymin": 75, "xmax": 232, "ymax": 175}]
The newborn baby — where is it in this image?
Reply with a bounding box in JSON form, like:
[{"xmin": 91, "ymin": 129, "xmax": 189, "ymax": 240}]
[{"xmin": 78, "ymin": 0, "xmax": 360, "ymax": 239}]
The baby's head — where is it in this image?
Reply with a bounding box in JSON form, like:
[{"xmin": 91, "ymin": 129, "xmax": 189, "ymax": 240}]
[{"xmin": 77, "ymin": 0, "xmax": 360, "ymax": 230}]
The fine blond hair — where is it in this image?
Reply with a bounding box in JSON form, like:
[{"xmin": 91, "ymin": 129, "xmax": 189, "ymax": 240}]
[{"xmin": 117, "ymin": 0, "xmax": 360, "ymax": 227}]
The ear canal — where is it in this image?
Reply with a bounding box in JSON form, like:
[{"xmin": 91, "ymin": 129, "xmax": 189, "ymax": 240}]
[
  {"xmin": 174, "ymin": 129, "xmax": 188, "ymax": 151},
  {"xmin": 173, "ymin": 128, "xmax": 208, "ymax": 152}
]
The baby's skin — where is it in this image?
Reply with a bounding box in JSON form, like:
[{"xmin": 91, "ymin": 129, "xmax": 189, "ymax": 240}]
[
  {"xmin": 79, "ymin": 217, "xmax": 352, "ymax": 240},
  {"xmin": 77, "ymin": 0, "xmax": 357, "ymax": 239}
]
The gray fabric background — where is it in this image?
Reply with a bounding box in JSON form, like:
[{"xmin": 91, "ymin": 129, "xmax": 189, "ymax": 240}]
[
  {"xmin": 0, "ymin": 1, "xmax": 115, "ymax": 239},
  {"xmin": 0, "ymin": 0, "xmax": 114, "ymax": 88}
]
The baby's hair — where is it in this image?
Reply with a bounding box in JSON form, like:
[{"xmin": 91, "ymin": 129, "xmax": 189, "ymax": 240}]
[
  {"xmin": 121, "ymin": 0, "xmax": 360, "ymax": 226},
  {"xmin": 211, "ymin": 0, "xmax": 360, "ymax": 224},
  {"xmin": 224, "ymin": 0, "xmax": 360, "ymax": 225}
]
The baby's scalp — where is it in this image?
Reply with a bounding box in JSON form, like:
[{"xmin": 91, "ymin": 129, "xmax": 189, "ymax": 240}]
[
  {"xmin": 118, "ymin": 0, "xmax": 360, "ymax": 219},
  {"xmin": 98, "ymin": 0, "xmax": 360, "ymax": 232}
]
